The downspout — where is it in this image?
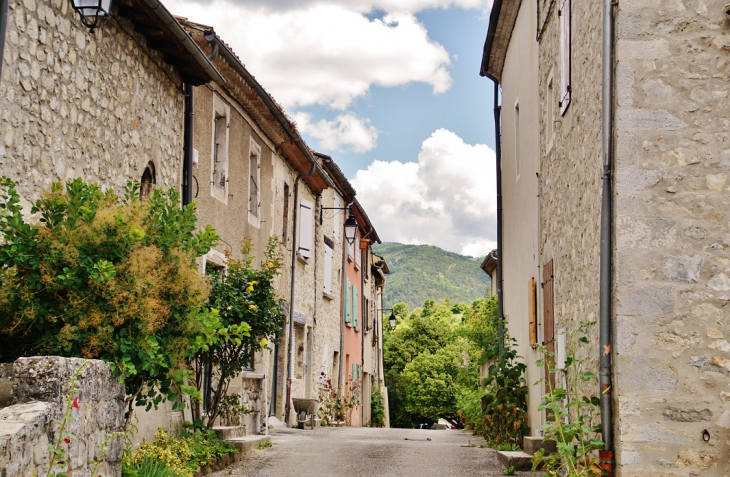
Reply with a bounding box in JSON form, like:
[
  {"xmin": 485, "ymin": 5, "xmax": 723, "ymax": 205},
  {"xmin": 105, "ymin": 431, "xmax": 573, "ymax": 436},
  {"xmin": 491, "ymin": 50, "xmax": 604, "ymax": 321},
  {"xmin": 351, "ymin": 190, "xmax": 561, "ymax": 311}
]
[
  {"xmin": 599, "ymin": 0, "xmax": 615, "ymax": 473},
  {"xmin": 493, "ymin": 81, "xmax": 504, "ymax": 353},
  {"xmin": 339, "ymin": 200, "xmax": 354, "ymax": 391},
  {"xmin": 0, "ymin": 0, "xmax": 8, "ymax": 82},
  {"xmin": 360, "ymin": 240, "xmax": 365, "ymax": 427},
  {"xmin": 284, "ymin": 164, "xmax": 316, "ymax": 426},
  {"xmin": 182, "ymin": 84, "xmax": 194, "ymax": 207}
]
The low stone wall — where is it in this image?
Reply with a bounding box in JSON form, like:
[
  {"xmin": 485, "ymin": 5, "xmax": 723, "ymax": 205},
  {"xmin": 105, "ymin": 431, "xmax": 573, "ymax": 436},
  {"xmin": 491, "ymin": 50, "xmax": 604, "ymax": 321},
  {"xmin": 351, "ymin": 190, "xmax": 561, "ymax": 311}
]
[{"xmin": 0, "ymin": 357, "xmax": 125, "ymax": 477}]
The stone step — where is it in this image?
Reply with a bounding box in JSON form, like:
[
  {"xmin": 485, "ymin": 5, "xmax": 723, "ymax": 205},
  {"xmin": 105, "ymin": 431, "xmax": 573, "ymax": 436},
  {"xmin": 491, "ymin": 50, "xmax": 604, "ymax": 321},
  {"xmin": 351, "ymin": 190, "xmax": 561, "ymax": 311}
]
[
  {"xmin": 213, "ymin": 426, "xmax": 247, "ymax": 440},
  {"xmin": 228, "ymin": 435, "xmax": 271, "ymax": 454},
  {"xmin": 523, "ymin": 436, "xmax": 557, "ymax": 456},
  {"xmin": 497, "ymin": 451, "xmax": 534, "ymax": 472}
]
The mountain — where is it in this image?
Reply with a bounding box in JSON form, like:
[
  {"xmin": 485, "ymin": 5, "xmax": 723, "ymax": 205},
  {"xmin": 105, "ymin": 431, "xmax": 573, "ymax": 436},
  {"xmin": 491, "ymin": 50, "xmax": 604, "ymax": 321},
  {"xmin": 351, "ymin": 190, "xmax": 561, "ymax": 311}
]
[{"xmin": 373, "ymin": 243, "xmax": 491, "ymax": 311}]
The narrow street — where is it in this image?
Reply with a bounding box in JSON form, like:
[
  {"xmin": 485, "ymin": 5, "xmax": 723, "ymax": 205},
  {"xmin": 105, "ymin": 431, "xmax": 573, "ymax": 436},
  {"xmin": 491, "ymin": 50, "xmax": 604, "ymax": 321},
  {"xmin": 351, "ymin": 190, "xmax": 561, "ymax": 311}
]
[{"xmin": 210, "ymin": 427, "xmax": 537, "ymax": 477}]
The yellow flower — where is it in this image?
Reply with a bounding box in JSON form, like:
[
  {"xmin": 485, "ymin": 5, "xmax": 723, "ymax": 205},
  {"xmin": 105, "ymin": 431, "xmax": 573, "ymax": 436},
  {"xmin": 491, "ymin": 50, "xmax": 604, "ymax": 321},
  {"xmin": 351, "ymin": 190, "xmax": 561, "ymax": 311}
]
[
  {"xmin": 249, "ymin": 304, "xmax": 258, "ymax": 311},
  {"xmin": 268, "ymin": 262, "xmax": 274, "ymax": 268},
  {"xmin": 251, "ymin": 281, "xmax": 259, "ymax": 285},
  {"xmin": 227, "ymin": 306, "xmax": 232, "ymax": 311},
  {"xmin": 260, "ymin": 338, "xmax": 268, "ymax": 347},
  {"xmin": 246, "ymin": 286, "xmax": 254, "ymax": 292}
]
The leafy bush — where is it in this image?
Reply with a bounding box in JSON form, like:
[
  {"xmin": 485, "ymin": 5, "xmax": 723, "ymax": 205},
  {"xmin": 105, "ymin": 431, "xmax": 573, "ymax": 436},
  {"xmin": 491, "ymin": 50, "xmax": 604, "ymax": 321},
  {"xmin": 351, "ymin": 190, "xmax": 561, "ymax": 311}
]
[
  {"xmin": 370, "ymin": 384, "xmax": 386, "ymax": 428},
  {"xmin": 122, "ymin": 458, "xmax": 179, "ymax": 477},
  {"xmin": 0, "ymin": 177, "xmax": 222, "ymax": 420},
  {"xmin": 124, "ymin": 427, "xmax": 236, "ymax": 477},
  {"xmin": 481, "ymin": 335, "xmax": 529, "ymax": 447}
]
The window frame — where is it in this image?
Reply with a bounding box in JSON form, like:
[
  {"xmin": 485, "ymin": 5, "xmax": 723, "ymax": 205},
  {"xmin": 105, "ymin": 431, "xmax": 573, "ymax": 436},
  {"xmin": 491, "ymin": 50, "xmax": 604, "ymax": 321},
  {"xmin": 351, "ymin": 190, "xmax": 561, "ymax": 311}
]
[
  {"xmin": 248, "ymin": 138, "xmax": 261, "ymax": 227},
  {"xmin": 210, "ymin": 95, "xmax": 230, "ymax": 204}
]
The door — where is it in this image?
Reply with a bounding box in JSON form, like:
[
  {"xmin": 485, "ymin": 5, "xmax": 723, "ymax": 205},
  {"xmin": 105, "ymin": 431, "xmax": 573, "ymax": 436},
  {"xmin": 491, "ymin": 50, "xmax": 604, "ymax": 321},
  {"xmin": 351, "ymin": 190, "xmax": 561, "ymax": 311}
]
[{"xmin": 542, "ymin": 260, "xmax": 556, "ymax": 396}]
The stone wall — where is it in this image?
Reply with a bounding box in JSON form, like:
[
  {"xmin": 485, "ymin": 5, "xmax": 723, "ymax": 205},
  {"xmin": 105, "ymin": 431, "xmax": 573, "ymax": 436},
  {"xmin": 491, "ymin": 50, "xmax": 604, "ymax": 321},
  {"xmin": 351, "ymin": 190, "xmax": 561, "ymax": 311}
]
[
  {"xmin": 613, "ymin": 1, "xmax": 730, "ymax": 474},
  {"xmin": 0, "ymin": 357, "xmax": 125, "ymax": 477},
  {"xmin": 0, "ymin": 0, "xmax": 185, "ymax": 201}
]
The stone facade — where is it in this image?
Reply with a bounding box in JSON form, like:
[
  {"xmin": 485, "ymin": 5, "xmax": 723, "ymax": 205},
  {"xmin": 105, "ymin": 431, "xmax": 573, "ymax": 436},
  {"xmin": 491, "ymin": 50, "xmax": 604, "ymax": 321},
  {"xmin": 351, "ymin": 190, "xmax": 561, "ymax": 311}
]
[
  {"xmin": 0, "ymin": 0, "xmax": 188, "ymax": 200},
  {"xmin": 613, "ymin": 2, "xmax": 730, "ymax": 474},
  {"xmin": 0, "ymin": 357, "xmax": 125, "ymax": 477}
]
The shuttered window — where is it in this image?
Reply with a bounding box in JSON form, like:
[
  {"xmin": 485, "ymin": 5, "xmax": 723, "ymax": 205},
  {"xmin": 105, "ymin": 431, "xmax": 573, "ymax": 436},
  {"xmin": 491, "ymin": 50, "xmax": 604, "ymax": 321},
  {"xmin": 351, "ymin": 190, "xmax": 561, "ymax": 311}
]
[
  {"xmin": 345, "ymin": 277, "xmax": 351, "ymax": 323},
  {"xmin": 559, "ymin": 0, "xmax": 571, "ymax": 115},
  {"xmin": 324, "ymin": 245, "xmax": 333, "ymax": 294},
  {"xmin": 298, "ymin": 200, "xmax": 313, "ymax": 259},
  {"xmin": 542, "ymin": 260, "xmax": 556, "ymax": 398},
  {"xmin": 355, "ymin": 245, "xmax": 362, "ymax": 268},
  {"xmin": 352, "ymin": 285, "xmax": 360, "ymax": 328}
]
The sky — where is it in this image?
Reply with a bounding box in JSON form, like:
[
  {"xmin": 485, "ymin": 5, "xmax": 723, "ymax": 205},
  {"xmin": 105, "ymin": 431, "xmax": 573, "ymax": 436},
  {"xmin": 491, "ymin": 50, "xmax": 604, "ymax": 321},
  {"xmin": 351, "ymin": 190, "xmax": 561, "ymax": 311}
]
[{"xmin": 166, "ymin": 0, "xmax": 497, "ymax": 257}]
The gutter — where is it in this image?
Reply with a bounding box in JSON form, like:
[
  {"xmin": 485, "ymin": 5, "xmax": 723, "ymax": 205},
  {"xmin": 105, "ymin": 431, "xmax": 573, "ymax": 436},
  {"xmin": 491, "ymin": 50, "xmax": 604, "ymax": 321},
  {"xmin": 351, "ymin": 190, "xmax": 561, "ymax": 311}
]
[
  {"xmin": 0, "ymin": 0, "xmax": 8, "ymax": 82},
  {"xmin": 182, "ymin": 84, "xmax": 194, "ymax": 207},
  {"xmin": 599, "ymin": 0, "xmax": 616, "ymax": 473},
  {"xmin": 206, "ymin": 36, "xmax": 335, "ymax": 191},
  {"xmin": 284, "ymin": 164, "xmax": 316, "ymax": 425},
  {"xmin": 493, "ymin": 81, "xmax": 504, "ymax": 353},
  {"xmin": 339, "ymin": 200, "xmax": 354, "ymax": 393},
  {"xmin": 141, "ymin": 0, "xmax": 225, "ymax": 86}
]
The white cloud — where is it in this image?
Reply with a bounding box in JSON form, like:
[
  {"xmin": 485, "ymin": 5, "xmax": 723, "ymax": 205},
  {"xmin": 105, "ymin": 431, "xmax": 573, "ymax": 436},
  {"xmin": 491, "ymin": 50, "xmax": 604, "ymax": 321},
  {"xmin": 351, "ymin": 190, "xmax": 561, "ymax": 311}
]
[
  {"xmin": 352, "ymin": 129, "xmax": 496, "ymax": 257},
  {"xmin": 168, "ymin": 1, "xmax": 453, "ymax": 109},
  {"xmin": 292, "ymin": 112, "xmax": 378, "ymax": 153},
  {"xmin": 224, "ymin": 0, "xmax": 491, "ymax": 13}
]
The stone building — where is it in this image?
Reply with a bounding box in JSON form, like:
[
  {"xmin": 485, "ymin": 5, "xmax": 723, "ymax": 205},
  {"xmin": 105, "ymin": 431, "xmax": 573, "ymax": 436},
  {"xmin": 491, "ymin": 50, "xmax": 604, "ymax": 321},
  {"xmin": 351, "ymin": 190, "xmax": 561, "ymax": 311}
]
[
  {"xmin": 0, "ymin": 0, "xmax": 223, "ymax": 202},
  {"xmin": 482, "ymin": 0, "xmax": 730, "ymax": 474}
]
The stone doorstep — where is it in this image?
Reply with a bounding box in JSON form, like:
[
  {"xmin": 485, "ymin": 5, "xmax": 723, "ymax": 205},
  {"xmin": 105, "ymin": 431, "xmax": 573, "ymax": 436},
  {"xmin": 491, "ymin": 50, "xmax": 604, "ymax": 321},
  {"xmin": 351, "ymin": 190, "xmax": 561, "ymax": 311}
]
[
  {"xmin": 213, "ymin": 426, "xmax": 246, "ymax": 440},
  {"xmin": 523, "ymin": 436, "xmax": 557, "ymax": 456},
  {"xmin": 227, "ymin": 435, "xmax": 271, "ymax": 454},
  {"xmin": 497, "ymin": 451, "xmax": 534, "ymax": 472}
]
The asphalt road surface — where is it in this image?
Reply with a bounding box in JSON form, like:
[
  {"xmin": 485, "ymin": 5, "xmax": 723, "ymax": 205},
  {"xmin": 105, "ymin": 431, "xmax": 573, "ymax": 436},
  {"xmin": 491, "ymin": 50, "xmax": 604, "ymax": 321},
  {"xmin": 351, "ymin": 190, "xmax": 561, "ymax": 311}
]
[{"xmin": 210, "ymin": 426, "xmax": 537, "ymax": 477}]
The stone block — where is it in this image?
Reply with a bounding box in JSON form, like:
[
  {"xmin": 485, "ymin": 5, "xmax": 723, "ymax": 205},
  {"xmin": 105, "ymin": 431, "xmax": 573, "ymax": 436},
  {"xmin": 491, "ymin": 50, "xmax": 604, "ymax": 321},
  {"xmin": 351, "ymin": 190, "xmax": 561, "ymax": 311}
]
[
  {"xmin": 228, "ymin": 435, "xmax": 271, "ymax": 454},
  {"xmin": 523, "ymin": 436, "xmax": 557, "ymax": 456},
  {"xmin": 497, "ymin": 451, "xmax": 534, "ymax": 471},
  {"xmin": 213, "ymin": 426, "xmax": 247, "ymax": 440}
]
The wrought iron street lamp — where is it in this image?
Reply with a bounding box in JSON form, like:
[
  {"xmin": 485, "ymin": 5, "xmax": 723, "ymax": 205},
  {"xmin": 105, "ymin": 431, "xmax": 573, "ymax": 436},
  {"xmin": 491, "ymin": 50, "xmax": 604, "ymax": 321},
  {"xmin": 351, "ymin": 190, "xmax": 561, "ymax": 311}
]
[
  {"xmin": 379, "ymin": 308, "xmax": 397, "ymax": 330},
  {"xmin": 344, "ymin": 214, "xmax": 358, "ymax": 246},
  {"xmin": 71, "ymin": 0, "xmax": 112, "ymax": 32}
]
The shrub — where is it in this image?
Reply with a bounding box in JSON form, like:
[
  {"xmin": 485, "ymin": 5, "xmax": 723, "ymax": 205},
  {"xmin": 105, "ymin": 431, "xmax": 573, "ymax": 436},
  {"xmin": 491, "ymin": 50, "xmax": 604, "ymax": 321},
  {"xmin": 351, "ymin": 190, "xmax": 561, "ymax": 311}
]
[
  {"xmin": 0, "ymin": 177, "xmax": 222, "ymax": 419},
  {"xmin": 370, "ymin": 384, "xmax": 386, "ymax": 428}
]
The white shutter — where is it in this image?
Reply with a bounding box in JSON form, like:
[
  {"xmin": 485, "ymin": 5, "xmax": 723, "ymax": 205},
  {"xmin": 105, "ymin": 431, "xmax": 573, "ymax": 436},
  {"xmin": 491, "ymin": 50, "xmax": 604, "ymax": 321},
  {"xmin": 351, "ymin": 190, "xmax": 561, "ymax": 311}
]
[
  {"xmin": 298, "ymin": 199, "xmax": 314, "ymax": 259},
  {"xmin": 355, "ymin": 244, "xmax": 362, "ymax": 268},
  {"xmin": 333, "ymin": 195, "xmax": 341, "ymax": 241},
  {"xmin": 324, "ymin": 245, "xmax": 333, "ymax": 294},
  {"xmin": 559, "ymin": 0, "xmax": 571, "ymax": 115}
]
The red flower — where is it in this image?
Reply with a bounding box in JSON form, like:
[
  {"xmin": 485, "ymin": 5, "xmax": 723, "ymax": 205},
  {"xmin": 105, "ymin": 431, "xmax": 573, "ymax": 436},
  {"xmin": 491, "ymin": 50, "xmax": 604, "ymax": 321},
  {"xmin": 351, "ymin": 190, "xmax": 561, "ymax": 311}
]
[
  {"xmin": 58, "ymin": 461, "xmax": 65, "ymax": 465},
  {"xmin": 64, "ymin": 438, "xmax": 71, "ymax": 444},
  {"xmin": 332, "ymin": 392, "xmax": 337, "ymax": 398},
  {"xmin": 72, "ymin": 397, "xmax": 79, "ymax": 410}
]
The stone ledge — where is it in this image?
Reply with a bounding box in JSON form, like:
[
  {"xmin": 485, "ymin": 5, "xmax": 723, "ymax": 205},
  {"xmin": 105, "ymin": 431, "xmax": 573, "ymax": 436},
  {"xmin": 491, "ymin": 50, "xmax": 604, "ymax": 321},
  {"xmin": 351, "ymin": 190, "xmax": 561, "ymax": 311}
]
[
  {"xmin": 228, "ymin": 435, "xmax": 271, "ymax": 454},
  {"xmin": 523, "ymin": 436, "xmax": 557, "ymax": 456},
  {"xmin": 497, "ymin": 451, "xmax": 534, "ymax": 472},
  {"xmin": 213, "ymin": 426, "xmax": 246, "ymax": 440}
]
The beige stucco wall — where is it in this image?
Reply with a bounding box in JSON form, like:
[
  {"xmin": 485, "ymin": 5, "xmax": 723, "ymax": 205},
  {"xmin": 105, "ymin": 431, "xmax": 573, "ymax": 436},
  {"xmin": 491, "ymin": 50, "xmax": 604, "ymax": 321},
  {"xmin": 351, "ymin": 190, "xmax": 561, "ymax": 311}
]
[
  {"xmin": 499, "ymin": 0, "xmax": 543, "ymax": 435},
  {"xmin": 612, "ymin": 2, "xmax": 730, "ymax": 474},
  {"xmin": 0, "ymin": 0, "xmax": 185, "ymax": 200}
]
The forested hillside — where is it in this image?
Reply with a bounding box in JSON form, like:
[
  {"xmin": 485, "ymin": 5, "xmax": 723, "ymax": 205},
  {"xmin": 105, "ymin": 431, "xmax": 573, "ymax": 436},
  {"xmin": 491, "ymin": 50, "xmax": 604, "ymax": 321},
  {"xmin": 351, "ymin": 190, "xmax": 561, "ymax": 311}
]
[{"xmin": 373, "ymin": 243, "xmax": 491, "ymax": 310}]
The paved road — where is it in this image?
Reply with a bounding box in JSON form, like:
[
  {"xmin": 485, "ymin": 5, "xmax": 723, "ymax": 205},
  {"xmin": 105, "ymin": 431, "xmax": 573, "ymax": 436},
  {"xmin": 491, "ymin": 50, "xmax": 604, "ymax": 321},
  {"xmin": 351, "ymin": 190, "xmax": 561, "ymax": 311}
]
[{"xmin": 211, "ymin": 426, "xmax": 537, "ymax": 477}]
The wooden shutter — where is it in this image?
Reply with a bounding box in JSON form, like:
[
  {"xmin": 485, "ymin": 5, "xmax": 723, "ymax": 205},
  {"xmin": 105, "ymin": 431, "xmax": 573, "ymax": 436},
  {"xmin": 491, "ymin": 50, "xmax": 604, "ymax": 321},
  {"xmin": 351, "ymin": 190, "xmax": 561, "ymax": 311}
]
[
  {"xmin": 324, "ymin": 245, "xmax": 333, "ymax": 294},
  {"xmin": 529, "ymin": 277, "xmax": 537, "ymax": 346},
  {"xmin": 345, "ymin": 277, "xmax": 351, "ymax": 323},
  {"xmin": 559, "ymin": 0, "xmax": 571, "ymax": 115},
  {"xmin": 355, "ymin": 246, "xmax": 362, "ymax": 268},
  {"xmin": 542, "ymin": 260, "xmax": 556, "ymax": 399},
  {"xmin": 352, "ymin": 285, "xmax": 360, "ymax": 328},
  {"xmin": 298, "ymin": 200, "xmax": 313, "ymax": 259}
]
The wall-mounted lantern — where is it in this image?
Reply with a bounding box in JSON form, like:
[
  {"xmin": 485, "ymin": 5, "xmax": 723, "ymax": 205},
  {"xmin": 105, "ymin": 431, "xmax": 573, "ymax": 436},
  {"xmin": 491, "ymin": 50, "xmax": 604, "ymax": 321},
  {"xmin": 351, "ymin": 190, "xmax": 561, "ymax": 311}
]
[
  {"xmin": 379, "ymin": 308, "xmax": 397, "ymax": 330},
  {"xmin": 71, "ymin": 0, "xmax": 112, "ymax": 32},
  {"xmin": 344, "ymin": 214, "xmax": 358, "ymax": 246}
]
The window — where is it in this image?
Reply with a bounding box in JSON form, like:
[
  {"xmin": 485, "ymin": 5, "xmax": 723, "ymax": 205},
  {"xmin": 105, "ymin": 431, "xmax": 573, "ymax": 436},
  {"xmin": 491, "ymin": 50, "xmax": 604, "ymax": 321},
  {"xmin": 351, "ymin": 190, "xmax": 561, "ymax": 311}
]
[
  {"xmin": 344, "ymin": 277, "xmax": 351, "ymax": 324},
  {"xmin": 248, "ymin": 139, "xmax": 261, "ymax": 226},
  {"xmin": 282, "ymin": 182, "xmax": 290, "ymax": 242},
  {"xmin": 546, "ymin": 71, "xmax": 555, "ymax": 152},
  {"xmin": 355, "ymin": 244, "xmax": 362, "ymax": 269},
  {"xmin": 298, "ymin": 200, "xmax": 314, "ymax": 259},
  {"xmin": 352, "ymin": 284, "xmax": 359, "ymax": 329},
  {"xmin": 140, "ymin": 161, "xmax": 156, "ymax": 200},
  {"xmin": 211, "ymin": 95, "xmax": 230, "ymax": 203},
  {"xmin": 559, "ymin": 0, "xmax": 571, "ymax": 115},
  {"xmin": 324, "ymin": 244, "xmax": 334, "ymax": 295},
  {"xmin": 242, "ymin": 342, "xmax": 254, "ymax": 372},
  {"xmin": 514, "ymin": 100, "xmax": 520, "ymax": 181}
]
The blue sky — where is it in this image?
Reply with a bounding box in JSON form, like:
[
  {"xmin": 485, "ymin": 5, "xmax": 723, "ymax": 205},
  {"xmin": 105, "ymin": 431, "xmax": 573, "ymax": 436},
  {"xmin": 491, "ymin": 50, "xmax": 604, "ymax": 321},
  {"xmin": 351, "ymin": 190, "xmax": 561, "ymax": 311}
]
[{"xmin": 167, "ymin": 0, "xmax": 498, "ymax": 256}]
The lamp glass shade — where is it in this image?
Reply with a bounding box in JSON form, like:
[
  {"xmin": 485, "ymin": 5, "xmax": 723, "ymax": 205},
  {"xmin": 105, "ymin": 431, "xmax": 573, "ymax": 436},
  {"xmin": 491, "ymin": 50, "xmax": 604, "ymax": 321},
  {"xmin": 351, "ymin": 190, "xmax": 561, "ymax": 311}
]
[
  {"xmin": 344, "ymin": 215, "xmax": 358, "ymax": 245},
  {"xmin": 388, "ymin": 312, "xmax": 397, "ymax": 330},
  {"xmin": 72, "ymin": 0, "xmax": 112, "ymax": 29}
]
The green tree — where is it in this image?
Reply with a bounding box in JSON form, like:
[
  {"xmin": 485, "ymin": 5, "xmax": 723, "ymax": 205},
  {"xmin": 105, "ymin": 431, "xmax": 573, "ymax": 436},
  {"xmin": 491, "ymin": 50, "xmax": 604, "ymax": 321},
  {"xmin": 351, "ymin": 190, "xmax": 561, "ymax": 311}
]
[
  {"xmin": 192, "ymin": 237, "xmax": 285, "ymax": 427},
  {"xmin": 0, "ymin": 177, "xmax": 221, "ymax": 418}
]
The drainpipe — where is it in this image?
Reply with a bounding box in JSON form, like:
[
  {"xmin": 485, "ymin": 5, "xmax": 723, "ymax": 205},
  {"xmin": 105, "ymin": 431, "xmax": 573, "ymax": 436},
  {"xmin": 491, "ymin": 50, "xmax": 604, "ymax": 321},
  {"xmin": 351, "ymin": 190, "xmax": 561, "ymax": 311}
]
[
  {"xmin": 182, "ymin": 84, "xmax": 194, "ymax": 207},
  {"xmin": 599, "ymin": 0, "xmax": 615, "ymax": 473},
  {"xmin": 0, "ymin": 0, "xmax": 8, "ymax": 82},
  {"xmin": 284, "ymin": 164, "xmax": 316, "ymax": 426},
  {"xmin": 339, "ymin": 200, "xmax": 354, "ymax": 391},
  {"xmin": 493, "ymin": 81, "xmax": 504, "ymax": 354}
]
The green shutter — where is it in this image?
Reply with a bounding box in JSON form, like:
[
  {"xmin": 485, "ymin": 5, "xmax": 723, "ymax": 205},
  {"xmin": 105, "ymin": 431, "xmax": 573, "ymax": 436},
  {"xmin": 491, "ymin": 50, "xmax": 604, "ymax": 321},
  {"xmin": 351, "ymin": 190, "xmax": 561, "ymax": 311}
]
[
  {"xmin": 345, "ymin": 277, "xmax": 351, "ymax": 323},
  {"xmin": 353, "ymin": 285, "xmax": 358, "ymax": 328}
]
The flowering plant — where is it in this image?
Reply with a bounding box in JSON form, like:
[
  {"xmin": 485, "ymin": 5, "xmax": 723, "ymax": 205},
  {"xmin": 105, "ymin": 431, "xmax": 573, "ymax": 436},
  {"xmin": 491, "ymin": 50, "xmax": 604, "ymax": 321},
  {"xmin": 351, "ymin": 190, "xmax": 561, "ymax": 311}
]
[
  {"xmin": 342, "ymin": 373, "xmax": 362, "ymax": 426},
  {"xmin": 317, "ymin": 375, "xmax": 344, "ymax": 425}
]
